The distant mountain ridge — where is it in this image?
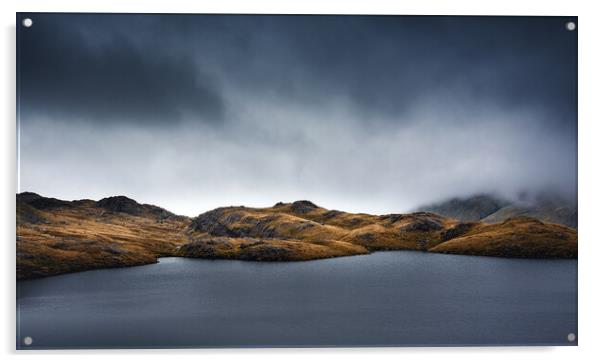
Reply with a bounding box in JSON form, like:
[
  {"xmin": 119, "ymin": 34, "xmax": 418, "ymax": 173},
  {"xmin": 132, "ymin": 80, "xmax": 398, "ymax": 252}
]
[
  {"xmin": 419, "ymin": 193, "xmax": 577, "ymax": 228},
  {"xmin": 17, "ymin": 192, "xmax": 577, "ymax": 280},
  {"xmin": 17, "ymin": 192, "xmax": 185, "ymax": 221},
  {"xmin": 418, "ymin": 194, "xmax": 511, "ymax": 222}
]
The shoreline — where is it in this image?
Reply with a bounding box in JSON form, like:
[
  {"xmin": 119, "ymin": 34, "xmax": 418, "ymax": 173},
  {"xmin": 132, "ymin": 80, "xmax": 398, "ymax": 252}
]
[{"xmin": 17, "ymin": 246, "xmax": 577, "ymax": 281}]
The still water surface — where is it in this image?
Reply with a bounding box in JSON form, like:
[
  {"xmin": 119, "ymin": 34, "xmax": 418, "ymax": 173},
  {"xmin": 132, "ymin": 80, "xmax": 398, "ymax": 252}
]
[{"xmin": 17, "ymin": 251, "xmax": 577, "ymax": 348}]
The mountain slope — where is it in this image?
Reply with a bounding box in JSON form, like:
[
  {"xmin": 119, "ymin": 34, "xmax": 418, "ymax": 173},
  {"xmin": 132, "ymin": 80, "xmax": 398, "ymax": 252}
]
[
  {"xmin": 419, "ymin": 194, "xmax": 510, "ymax": 221},
  {"xmin": 420, "ymin": 193, "xmax": 577, "ymax": 228},
  {"xmin": 481, "ymin": 199, "xmax": 577, "ymax": 228}
]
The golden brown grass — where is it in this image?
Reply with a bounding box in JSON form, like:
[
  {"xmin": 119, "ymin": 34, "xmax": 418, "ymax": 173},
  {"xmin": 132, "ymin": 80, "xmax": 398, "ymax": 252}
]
[
  {"xmin": 17, "ymin": 197, "xmax": 190, "ymax": 279},
  {"xmin": 429, "ymin": 216, "xmax": 577, "ymax": 258}
]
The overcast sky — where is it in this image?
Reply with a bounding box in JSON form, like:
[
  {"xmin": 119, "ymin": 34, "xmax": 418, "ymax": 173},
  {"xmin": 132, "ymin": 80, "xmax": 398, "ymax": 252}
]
[{"xmin": 17, "ymin": 14, "xmax": 577, "ymax": 216}]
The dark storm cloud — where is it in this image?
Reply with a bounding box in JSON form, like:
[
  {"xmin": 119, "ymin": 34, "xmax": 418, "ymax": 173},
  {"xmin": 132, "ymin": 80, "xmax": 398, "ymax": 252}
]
[
  {"xmin": 18, "ymin": 14, "xmax": 224, "ymax": 125},
  {"xmin": 17, "ymin": 14, "xmax": 577, "ymax": 215},
  {"xmin": 19, "ymin": 14, "xmax": 576, "ymax": 128},
  {"xmin": 154, "ymin": 15, "xmax": 577, "ymax": 128}
]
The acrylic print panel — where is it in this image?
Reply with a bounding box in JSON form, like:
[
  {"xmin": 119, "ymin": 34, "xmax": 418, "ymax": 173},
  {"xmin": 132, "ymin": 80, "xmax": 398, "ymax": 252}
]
[{"xmin": 16, "ymin": 13, "xmax": 578, "ymax": 349}]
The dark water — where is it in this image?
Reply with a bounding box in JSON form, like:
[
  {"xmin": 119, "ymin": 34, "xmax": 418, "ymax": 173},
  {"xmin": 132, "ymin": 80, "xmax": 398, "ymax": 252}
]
[{"xmin": 17, "ymin": 251, "xmax": 577, "ymax": 349}]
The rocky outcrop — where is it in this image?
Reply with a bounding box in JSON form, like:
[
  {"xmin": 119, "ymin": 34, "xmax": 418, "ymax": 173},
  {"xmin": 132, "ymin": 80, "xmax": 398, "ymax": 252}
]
[
  {"xmin": 17, "ymin": 192, "xmax": 73, "ymax": 210},
  {"xmin": 95, "ymin": 195, "xmax": 179, "ymax": 220},
  {"xmin": 290, "ymin": 200, "xmax": 319, "ymax": 214}
]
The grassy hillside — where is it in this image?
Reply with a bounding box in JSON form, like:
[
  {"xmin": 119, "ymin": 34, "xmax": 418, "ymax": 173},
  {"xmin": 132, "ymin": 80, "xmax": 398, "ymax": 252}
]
[
  {"xmin": 17, "ymin": 193, "xmax": 190, "ymax": 279},
  {"xmin": 430, "ymin": 216, "xmax": 577, "ymax": 258},
  {"xmin": 17, "ymin": 193, "xmax": 578, "ymax": 279}
]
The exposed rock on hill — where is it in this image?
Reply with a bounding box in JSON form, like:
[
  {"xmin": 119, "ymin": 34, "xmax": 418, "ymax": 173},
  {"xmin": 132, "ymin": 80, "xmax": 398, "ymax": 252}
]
[
  {"xmin": 17, "ymin": 192, "xmax": 73, "ymax": 210},
  {"xmin": 96, "ymin": 195, "xmax": 182, "ymax": 221},
  {"xmin": 289, "ymin": 200, "xmax": 319, "ymax": 214}
]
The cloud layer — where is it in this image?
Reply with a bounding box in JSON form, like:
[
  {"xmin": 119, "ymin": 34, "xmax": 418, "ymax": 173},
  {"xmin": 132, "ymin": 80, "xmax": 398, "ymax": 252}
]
[{"xmin": 17, "ymin": 14, "xmax": 577, "ymax": 216}]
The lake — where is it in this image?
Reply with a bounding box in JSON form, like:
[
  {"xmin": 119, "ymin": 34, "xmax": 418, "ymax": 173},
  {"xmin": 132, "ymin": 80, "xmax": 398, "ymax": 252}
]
[{"xmin": 16, "ymin": 251, "xmax": 577, "ymax": 348}]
